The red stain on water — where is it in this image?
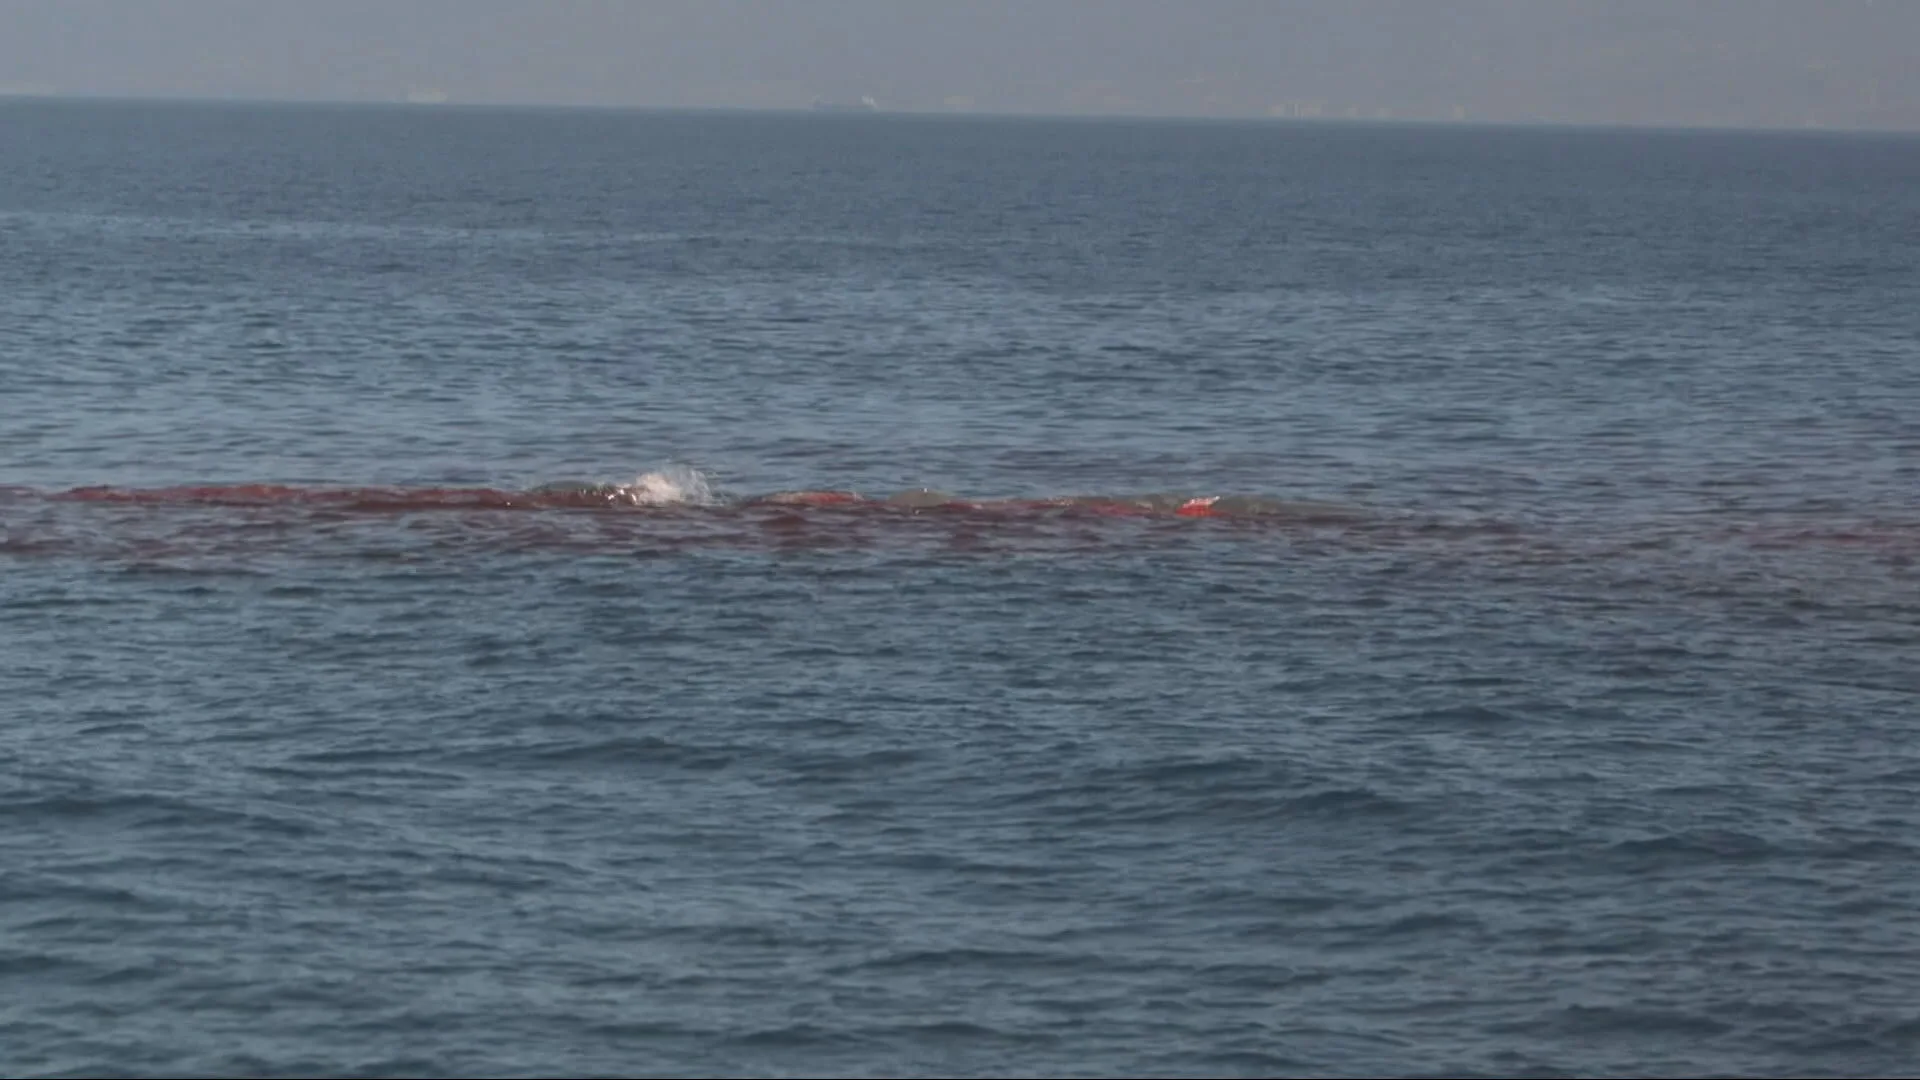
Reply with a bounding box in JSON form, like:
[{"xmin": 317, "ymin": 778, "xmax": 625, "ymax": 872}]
[
  {"xmin": 8, "ymin": 483, "xmax": 1920, "ymax": 569},
  {"xmin": 58, "ymin": 484, "xmax": 534, "ymax": 510},
  {"xmin": 1175, "ymin": 497, "xmax": 1220, "ymax": 518}
]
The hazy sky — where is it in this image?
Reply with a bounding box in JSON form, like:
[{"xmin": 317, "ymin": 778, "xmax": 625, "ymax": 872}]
[{"xmin": 3, "ymin": 0, "xmax": 1917, "ymax": 129}]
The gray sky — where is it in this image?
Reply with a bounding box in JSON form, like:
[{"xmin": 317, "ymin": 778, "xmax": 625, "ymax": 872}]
[{"xmin": 3, "ymin": 0, "xmax": 1917, "ymax": 129}]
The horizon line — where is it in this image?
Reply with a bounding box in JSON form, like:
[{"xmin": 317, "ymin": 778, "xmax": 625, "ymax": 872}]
[{"xmin": 5, "ymin": 89, "xmax": 1920, "ymax": 139}]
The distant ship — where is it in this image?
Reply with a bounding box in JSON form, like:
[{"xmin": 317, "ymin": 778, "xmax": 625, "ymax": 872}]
[{"xmin": 811, "ymin": 95, "xmax": 880, "ymax": 114}]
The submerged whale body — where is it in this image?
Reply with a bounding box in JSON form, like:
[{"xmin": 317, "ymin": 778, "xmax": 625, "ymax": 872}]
[
  {"xmin": 25, "ymin": 481, "xmax": 1920, "ymax": 569},
  {"xmin": 884, "ymin": 488, "xmax": 963, "ymax": 509},
  {"xmin": 45, "ymin": 480, "xmax": 1379, "ymax": 523},
  {"xmin": 532, "ymin": 481, "xmax": 620, "ymax": 498},
  {"xmin": 750, "ymin": 490, "xmax": 865, "ymax": 507},
  {"xmin": 484, "ymin": 484, "xmax": 1385, "ymax": 520}
]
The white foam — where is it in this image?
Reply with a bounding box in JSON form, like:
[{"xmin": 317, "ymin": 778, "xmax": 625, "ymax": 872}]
[{"xmin": 611, "ymin": 465, "xmax": 715, "ymax": 506}]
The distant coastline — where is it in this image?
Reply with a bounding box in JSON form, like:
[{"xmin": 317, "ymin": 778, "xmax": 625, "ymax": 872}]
[{"xmin": 810, "ymin": 95, "xmax": 880, "ymax": 114}]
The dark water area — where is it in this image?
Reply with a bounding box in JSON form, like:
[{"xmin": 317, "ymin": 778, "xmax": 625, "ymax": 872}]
[{"xmin": 2, "ymin": 99, "xmax": 1919, "ymax": 1078}]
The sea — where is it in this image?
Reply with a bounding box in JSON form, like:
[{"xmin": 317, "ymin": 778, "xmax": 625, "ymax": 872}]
[{"xmin": 2, "ymin": 98, "xmax": 1918, "ymax": 1079}]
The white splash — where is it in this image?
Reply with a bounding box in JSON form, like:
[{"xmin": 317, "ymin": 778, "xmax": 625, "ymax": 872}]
[{"xmin": 609, "ymin": 465, "xmax": 716, "ymax": 506}]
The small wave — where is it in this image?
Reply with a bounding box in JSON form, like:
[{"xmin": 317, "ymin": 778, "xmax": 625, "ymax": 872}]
[
  {"xmin": 1604, "ymin": 829, "xmax": 1780, "ymax": 865},
  {"xmin": 1529, "ymin": 1004, "xmax": 1736, "ymax": 1038},
  {"xmin": 1283, "ymin": 786, "xmax": 1412, "ymax": 818},
  {"xmin": 1385, "ymin": 704, "xmax": 1526, "ymax": 729}
]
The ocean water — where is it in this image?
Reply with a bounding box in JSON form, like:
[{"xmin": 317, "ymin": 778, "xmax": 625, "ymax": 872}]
[{"xmin": 2, "ymin": 98, "xmax": 1918, "ymax": 1078}]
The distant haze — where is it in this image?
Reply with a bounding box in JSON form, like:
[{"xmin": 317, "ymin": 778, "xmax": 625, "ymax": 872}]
[{"xmin": 3, "ymin": 0, "xmax": 1918, "ymax": 130}]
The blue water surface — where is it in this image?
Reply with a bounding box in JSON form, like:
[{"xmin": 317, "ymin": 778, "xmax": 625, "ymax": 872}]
[{"xmin": 3, "ymin": 99, "xmax": 1919, "ymax": 1078}]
